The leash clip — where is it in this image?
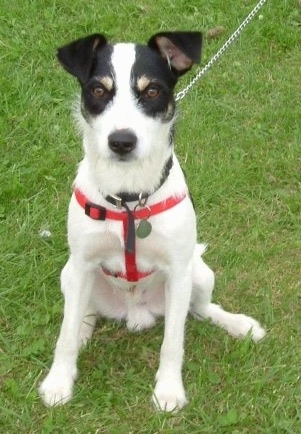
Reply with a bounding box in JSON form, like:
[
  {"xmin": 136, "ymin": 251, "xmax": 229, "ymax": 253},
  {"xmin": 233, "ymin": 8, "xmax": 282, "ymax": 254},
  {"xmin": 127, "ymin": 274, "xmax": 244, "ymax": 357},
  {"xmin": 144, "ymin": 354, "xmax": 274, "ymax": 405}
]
[{"xmin": 138, "ymin": 192, "xmax": 148, "ymax": 208}]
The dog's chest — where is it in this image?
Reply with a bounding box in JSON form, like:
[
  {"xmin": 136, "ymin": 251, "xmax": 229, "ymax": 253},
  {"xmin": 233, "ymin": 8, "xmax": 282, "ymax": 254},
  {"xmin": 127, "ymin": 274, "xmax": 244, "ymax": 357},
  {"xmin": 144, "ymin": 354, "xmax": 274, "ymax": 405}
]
[{"xmin": 77, "ymin": 219, "xmax": 169, "ymax": 274}]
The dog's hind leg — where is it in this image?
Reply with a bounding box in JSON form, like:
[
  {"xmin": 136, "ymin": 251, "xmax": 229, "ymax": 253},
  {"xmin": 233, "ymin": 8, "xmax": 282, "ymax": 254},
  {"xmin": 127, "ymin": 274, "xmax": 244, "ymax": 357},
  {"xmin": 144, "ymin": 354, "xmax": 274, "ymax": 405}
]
[
  {"xmin": 39, "ymin": 255, "xmax": 96, "ymax": 406},
  {"xmin": 190, "ymin": 244, "xmax": 266, "ymax": 342}
]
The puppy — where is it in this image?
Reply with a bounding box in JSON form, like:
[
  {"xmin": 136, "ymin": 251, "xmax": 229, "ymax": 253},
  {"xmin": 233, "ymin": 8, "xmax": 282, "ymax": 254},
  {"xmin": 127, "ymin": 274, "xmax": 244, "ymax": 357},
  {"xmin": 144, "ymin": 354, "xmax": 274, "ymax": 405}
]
[{"xmin": 39, "ymin": 32, "xmax": 265, "ymax": 412}]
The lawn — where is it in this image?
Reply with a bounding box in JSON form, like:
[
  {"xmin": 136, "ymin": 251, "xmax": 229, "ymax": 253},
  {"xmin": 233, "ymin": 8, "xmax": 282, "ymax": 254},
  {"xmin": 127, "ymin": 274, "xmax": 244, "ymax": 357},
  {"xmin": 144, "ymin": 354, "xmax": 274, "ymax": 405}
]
[{"xmin": 1, "ymin": 0, "xmax": 300, "ymax": 432}]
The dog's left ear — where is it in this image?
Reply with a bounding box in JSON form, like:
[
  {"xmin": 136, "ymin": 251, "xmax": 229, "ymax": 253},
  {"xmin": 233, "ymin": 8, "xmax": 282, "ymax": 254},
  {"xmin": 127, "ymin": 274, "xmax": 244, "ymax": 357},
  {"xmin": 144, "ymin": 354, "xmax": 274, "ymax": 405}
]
[
  {"xmin": 148, "ymin": 31, "xmax": 202, "ymax": 76},
  {"xmin": 57, "ymin": 34, "xmax": 107, "ymax": 83}
]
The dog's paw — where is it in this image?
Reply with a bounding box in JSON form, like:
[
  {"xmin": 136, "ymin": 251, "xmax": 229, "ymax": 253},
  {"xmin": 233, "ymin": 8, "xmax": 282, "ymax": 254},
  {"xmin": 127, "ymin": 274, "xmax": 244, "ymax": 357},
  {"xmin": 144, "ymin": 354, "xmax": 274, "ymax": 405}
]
[
  {"xmin": 39, "ymin": 372, "xmax": 74, "ymax": 407},
  {"xmin": 226, "ymin": 314, "xmax": 266, "ymax": 342},
  {"xmin": 152, "ymin": 380, "xmax": 188, "ymax": 412},
  {"xmin": 126, "ymin": 309, "xmax": 156, "ymax": 332}
]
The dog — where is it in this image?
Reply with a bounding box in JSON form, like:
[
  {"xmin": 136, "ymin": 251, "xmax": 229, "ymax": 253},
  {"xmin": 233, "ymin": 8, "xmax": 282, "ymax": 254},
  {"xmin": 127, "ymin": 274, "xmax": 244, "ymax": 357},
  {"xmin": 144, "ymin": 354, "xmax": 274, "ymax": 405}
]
[{"xmin": 39, "ymin": 31, "xmax": 266, "ymax": 412}]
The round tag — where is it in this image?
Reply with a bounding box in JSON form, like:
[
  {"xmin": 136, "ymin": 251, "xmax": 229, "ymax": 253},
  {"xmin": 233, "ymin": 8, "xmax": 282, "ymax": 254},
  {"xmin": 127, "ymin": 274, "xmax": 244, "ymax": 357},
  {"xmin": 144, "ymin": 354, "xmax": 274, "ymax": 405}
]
[{"xmin": 136, "ymin": 219, "xmax": 152, "ymax": 239}]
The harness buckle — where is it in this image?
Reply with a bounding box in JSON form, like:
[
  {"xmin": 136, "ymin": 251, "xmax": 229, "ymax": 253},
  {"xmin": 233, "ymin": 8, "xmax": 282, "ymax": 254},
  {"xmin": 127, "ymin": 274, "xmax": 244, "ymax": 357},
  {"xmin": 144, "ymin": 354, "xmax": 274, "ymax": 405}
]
[
  {"xmin": 85, "ymin": 202, "xmax": 107, "ymax": 220},
  {"xmin": 107, "ymin": 194, "xmax": 123, "ymax": 210}
]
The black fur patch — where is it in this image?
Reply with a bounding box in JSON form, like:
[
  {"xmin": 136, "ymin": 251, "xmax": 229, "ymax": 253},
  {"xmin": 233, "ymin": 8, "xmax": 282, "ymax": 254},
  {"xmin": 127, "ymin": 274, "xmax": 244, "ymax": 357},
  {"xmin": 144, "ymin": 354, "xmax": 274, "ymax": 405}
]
[
  {"xmin": 80, "ymin": 44, "xmax": 115, "ymax": 117},
  {"xmin": 132, "ymin": 45, "xmax": 177, "ymax": 120},
  {"xmin": 58, "ymin": 32, "xmax": 202, "ymax": 121},
  {"xmin": 80, "ymin": 43, "xmax": 178, "ymax": 121}
]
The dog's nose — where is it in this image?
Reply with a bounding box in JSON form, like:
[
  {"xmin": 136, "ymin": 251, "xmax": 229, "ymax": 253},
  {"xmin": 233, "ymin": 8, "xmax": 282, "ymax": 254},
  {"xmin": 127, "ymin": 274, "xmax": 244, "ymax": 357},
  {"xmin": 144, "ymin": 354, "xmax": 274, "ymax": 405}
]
[{"xmin": 108, "ymin": 129, "xmax": 137, "ymax": 155}]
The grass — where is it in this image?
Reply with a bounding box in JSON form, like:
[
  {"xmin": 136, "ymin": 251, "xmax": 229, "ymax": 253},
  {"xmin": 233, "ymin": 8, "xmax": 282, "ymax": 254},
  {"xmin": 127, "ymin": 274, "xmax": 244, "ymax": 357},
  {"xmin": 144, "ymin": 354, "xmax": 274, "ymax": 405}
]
[{"xmin": 1, "ymin": 0, "xmax": 300, "ymax": 432}]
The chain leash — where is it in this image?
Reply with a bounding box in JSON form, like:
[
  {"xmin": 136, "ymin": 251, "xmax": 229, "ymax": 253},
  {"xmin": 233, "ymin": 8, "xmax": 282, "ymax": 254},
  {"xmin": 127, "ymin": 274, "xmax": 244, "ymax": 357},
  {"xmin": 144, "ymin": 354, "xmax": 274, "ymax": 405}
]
[{"xmin": 175, "ymin": 0, "xmax": 268, "ymax": 102}]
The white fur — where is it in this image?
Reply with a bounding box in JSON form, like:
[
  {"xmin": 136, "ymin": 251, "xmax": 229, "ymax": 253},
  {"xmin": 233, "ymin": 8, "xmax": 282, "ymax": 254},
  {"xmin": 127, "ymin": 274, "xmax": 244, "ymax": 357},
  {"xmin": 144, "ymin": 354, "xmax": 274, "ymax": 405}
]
[{"xmin": 39, "ymin": 42, "xmax": 265, "ymax": 412}]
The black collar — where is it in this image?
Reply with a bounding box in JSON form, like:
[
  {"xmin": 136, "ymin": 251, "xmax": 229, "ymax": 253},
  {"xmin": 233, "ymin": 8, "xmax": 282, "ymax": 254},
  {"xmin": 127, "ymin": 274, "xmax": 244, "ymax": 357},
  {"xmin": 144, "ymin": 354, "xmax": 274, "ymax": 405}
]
[{"xmin": 106, "ymin": 156, "xmax": 173, "ymax": 207}]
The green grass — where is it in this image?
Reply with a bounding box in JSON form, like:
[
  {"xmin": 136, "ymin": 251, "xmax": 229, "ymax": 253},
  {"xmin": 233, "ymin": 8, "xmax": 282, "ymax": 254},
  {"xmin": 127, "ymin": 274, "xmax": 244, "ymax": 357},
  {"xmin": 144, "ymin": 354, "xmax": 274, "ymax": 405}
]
[{"xmin": 1, "ymin": 0, "xmax": 300, "ymax": 432}]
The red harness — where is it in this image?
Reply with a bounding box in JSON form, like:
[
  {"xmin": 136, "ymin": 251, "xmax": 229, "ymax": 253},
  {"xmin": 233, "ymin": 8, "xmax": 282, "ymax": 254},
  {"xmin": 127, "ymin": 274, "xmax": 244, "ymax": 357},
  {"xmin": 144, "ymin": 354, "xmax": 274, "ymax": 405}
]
[{"xmin": 74, "ymin": 189, "xmax": 186, "ymax": 282}]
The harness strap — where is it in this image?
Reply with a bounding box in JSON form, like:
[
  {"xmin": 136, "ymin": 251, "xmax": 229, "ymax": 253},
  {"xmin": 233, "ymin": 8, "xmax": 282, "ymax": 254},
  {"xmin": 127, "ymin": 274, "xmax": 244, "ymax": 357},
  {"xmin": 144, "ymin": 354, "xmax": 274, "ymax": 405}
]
[
  {"xmin": 122, "ymin": 202, "xmax": 137, "ymax": 281},
  {"xmin": 102, "ymin": 267, "xmax": 152, "ymax": 280},
  {"xmin": 75, "ymin": 189, "xmax": 186, "ymax": 221},
  {"xmin": 74, "ymin": 189, "xmax": 187, "ymax": 282}
]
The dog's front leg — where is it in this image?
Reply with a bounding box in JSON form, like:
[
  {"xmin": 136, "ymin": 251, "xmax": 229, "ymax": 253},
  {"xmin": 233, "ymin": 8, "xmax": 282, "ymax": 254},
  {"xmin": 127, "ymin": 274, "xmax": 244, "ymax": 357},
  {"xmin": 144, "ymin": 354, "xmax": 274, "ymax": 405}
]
[
  {"xmin": 39, "ymin": 255, "xmax": 95, "ymax": 406},
  {"xmin": 153, "ymin": 263, "xmax": 192, "ymax": 412}
]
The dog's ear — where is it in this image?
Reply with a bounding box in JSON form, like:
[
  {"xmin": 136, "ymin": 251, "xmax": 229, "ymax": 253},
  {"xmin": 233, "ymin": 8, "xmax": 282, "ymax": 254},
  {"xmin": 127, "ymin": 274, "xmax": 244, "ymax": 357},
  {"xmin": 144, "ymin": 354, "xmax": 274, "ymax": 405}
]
[
  {"xmin": 148, "ymin": 31, "xmax": 202, "ymax": 76},
  {"xmin": 57, "ymin": 34, "xmax": 107, "ymax": 83}
]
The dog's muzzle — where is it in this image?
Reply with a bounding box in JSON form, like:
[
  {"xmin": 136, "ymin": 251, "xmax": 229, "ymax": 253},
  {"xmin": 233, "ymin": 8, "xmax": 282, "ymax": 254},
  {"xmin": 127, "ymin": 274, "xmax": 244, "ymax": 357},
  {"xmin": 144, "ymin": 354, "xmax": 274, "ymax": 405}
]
[{"xmin": 108, "ymin": 129, "xmax": 137, "ymax": 156}]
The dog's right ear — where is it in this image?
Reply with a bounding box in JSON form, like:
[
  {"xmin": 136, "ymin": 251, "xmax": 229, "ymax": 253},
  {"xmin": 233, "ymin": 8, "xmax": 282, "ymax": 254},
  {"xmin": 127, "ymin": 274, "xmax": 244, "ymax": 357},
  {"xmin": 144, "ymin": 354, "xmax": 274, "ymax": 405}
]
[
  {"xmin": 57, "ymin": 34, "xmax": 107, "ymax": 84},
  {"xmin": 148, "ymin": 31, "xmax": 202, "ymax": 76}
]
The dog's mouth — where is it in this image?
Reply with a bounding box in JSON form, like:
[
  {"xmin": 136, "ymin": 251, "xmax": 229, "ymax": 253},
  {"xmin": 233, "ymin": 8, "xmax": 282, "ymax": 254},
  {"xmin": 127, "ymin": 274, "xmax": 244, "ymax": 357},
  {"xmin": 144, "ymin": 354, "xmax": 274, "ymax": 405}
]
[{"xmin": 109, "ymin": 152, "xmax": 138, "ymax": 163}]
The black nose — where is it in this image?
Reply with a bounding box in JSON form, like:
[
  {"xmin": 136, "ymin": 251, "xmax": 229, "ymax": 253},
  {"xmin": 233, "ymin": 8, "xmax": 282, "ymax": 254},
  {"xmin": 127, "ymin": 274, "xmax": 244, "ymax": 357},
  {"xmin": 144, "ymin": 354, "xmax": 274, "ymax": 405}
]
[{"xmin": 108, "ymin": 129, "xmax": 137, "ymax": 155}]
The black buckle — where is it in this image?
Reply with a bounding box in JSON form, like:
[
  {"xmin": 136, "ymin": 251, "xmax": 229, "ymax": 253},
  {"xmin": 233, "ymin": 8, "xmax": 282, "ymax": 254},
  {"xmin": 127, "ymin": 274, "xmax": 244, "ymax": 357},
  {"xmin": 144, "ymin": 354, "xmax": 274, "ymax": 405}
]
[{"xmin": 85, "ymin": 202, "xmax": 107, "ymax": 220}]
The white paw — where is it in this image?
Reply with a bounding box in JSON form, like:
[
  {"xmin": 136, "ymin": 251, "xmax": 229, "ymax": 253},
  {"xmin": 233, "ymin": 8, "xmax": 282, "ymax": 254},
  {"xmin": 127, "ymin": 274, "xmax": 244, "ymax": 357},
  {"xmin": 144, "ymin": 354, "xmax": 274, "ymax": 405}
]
[
  {"xmin": 126, "ymin": 309, "xmax": 156, "ymax": 332},
  {"xmin": 39, "ymin": 372, "xmax": 74, "ymax": 407},
  {"xmin": 152, "ymin": 380, "xmax": 188, "ymax": 412},
  {"xmin": 227, "ymin": 314, "xmax": 266, "ymax": 342}
]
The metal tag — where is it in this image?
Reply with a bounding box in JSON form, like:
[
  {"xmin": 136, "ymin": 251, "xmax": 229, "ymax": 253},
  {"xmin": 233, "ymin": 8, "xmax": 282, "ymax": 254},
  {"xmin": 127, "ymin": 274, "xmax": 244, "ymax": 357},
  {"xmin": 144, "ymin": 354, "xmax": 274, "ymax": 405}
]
[{"xmin": 136, "ymin": 219, "xmax": 152, "ymax": 239}]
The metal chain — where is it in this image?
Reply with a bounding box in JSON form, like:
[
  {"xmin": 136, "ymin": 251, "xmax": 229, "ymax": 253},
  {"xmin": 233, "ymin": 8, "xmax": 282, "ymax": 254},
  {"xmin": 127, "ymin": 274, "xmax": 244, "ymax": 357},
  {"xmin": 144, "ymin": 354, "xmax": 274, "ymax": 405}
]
[{"xmin": 175, "ymin": 0, "xmax": 268, "ymax": 102}]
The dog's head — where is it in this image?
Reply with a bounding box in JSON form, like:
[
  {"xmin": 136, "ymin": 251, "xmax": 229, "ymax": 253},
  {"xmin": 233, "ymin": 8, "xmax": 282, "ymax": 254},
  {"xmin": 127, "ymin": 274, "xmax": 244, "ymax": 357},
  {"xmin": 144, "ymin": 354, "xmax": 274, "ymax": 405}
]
[{"xmin": 57, "ymin": 32, "xmax": 201, "ymax": 193}]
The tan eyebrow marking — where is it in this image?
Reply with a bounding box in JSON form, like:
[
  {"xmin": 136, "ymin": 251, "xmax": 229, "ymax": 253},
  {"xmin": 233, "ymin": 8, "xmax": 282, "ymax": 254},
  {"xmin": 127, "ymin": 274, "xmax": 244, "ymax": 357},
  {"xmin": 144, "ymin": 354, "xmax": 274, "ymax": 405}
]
[
  {"xmin": 96, "ymin": 76, "xmax": 114, "ymax": 90},
  {"xmin": 137, "ymin": 75, "xmax": 151, "ymax": 92}
]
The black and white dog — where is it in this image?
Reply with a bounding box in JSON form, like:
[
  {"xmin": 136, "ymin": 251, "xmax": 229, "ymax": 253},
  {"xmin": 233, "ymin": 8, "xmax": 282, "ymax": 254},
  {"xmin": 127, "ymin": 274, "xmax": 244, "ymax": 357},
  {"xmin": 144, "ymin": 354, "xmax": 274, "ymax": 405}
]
[{"xmin": 39, "ymin": 32, "xmax": 265, "ymax": 411}]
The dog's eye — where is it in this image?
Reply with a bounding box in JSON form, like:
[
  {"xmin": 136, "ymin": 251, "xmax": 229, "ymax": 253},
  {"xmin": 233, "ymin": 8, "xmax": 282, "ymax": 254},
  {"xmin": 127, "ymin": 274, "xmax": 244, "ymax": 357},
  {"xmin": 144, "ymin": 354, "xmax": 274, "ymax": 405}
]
[
  {"xmin": 145, "ymin": 86, "xmax": 160, "ymax": 99},
  {"xmin": 92, "ymin": 86, "xmax": 106, "ymax": 98}
]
